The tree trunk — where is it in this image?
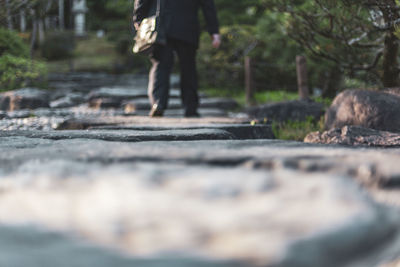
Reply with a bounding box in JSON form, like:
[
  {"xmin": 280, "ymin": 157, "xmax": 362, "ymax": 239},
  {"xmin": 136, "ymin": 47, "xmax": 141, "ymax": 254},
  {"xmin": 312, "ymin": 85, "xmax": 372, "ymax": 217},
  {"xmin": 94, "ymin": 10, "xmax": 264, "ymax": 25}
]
[
  {"xmin": 5, "ymin": 0, "xmax": 14, "ymax": 30},
  {"xmin": 20, "ymin": 10, "xmax": 27, "ymax": 32},
  {"xmin": 59, "ymin": 0, "xmax": 65, "ymax": 30},
  {"xmin": 380, "ymin": 1, "xmax": 400, "ymax": 88},
  {"xmin": 38, "ymin": 19, "xmax": 45, "ymax": 45},
  {"xmin": 30, "ymin": 10, "xmax": 38, "ymax": 59},
  {"xmin": 382, "ymin": 32, "xmax": 400, "ymax": 87},
  {"xmin": 296, "ymin": 55, "xmax": 309, "ymax": 100}
]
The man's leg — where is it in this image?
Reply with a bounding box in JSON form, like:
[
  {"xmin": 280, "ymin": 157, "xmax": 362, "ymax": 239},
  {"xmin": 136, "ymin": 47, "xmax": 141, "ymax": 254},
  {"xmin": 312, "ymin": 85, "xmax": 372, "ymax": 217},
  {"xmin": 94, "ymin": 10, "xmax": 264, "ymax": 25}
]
[
  {"xmin": 173, "ymin": 39, "xmax": 199, "ymax": 117},
  {"xmin": 148, "ymin": 42, "xmax": 174, "ymax": 115}
]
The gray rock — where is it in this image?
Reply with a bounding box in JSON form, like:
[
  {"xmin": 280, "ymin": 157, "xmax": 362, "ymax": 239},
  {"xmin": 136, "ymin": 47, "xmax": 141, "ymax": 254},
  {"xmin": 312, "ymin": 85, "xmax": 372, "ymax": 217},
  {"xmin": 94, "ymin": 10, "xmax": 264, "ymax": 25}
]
[
  {"xmin": 0, "ymin": 111, "xmax": 7, "ymax": 119},
  {"xmin": 87, "ymin": 87, "xmax": 181, "ymax": 102},
  {"xmin": 56, "ymin": 116, "xmax": 250, "ymax": 130},
  {"xmin": 157, "ymin": 108, "xmax": 228, "ymax": 118},
  {"xmin": 246, "ymin": 100, "xmax": 324, "ymax": 123},
  {"xmin": 88, "ymin": 124, "xmax": 275, "ymax": 140},
  {"xmin": 123, "ymin": 99, "xmax": 151, "ymax": 112},
  {"xmin": 1, "ymin": 129, "xmax": 236, "ymax": 142},
  {"xmin": 50, "ymin": 93, "xmax": 85, "ymax": 108},
  {"xmin": 305, "ymin": 125, "xmax": 400, "ymax": 147},
  {"xmin": 0, "ymin": 88, "xmax": 50, "ymax": 111},
  {"xmin": 6, "ymin": 110, "xmax": 34, "ymax": 119},
  {"xmin": 0, "ymin": 160, "xmax": 398, "ymax": 267},
  {"xmin": 123, "ymin": 98, "xmax": 239, "ymax": 113},
  {"xmin": 325, "ymin": 89, "xmax": 400, "ymax": 132},
  {"xmin": 89, "ymin": 97, "xmax": 122, "ymax": 109},
  {"xmin": 0, "ymin": 225, "xmax": 244, "ymax": 267}
]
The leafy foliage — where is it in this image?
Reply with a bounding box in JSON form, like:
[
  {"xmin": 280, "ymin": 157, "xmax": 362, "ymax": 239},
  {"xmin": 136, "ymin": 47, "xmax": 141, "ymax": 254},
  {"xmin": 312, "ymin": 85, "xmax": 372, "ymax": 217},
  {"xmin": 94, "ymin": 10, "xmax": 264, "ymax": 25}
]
[
  {"xmin": 0, "ymin": 54, "xmax": 47, "ymax": 90},
  {"xmin": 0, "ymin": 28, "xmax": 29, "ymax": 57},
  {"xmin": 213, "ymin": 0, "xmax": 265, "ymax": 26},
  {"xmin": 0, "ymin": 28, "xmax": 47, "ymax": 90},
  {"xmin": 263, "ymin": 0, "xmax": 400, "ymax": 88}
]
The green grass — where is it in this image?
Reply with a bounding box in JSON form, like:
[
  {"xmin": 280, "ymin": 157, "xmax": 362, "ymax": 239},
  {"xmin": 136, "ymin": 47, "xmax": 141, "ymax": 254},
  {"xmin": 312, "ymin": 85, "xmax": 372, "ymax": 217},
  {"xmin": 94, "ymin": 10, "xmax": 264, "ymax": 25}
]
[
  {"xmin": 272, "ymin": 116, "xmax": 325, "ymax": 141},
  {"xmin": 254, "ymin": 91, "xmax": 299, "ymax": 103}
]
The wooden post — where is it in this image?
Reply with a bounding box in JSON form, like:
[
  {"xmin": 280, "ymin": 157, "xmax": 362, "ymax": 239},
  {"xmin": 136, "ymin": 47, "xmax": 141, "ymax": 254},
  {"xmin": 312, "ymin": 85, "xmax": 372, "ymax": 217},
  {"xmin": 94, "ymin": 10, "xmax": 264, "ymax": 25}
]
[
  {"xmin": 245, "ymin": 56, "xmax": 255, "ymax": 106},
  {"xmin": 296, "ymin": 55, "xmax": 309, "ymax": 100}
]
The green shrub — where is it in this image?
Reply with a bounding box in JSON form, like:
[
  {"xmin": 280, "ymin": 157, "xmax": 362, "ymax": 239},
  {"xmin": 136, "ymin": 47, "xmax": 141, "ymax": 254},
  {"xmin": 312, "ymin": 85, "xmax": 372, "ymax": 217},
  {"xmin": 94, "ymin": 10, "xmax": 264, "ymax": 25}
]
[
  {"xmin": 0, "ymin": 28, "xmax": 29, "ymax": 58},
  {"xmin": 41, "ymin": 31, "xmax": 75, "ymax": 60},
  {"xmin": 0, "ymin": 54, "xmax": 47, "ymax": 90}
]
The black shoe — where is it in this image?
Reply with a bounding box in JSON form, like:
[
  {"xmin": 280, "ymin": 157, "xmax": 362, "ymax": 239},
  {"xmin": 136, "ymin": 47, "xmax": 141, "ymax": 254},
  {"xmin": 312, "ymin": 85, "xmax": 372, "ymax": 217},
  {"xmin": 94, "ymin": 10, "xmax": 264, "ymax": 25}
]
[
  {"xmin": 149, "ymin": 104, "xmax": 164, "ymax": 117},
  {"xmin": 184, "ymin": 111, "xmax": 200, "ymax": 118}
]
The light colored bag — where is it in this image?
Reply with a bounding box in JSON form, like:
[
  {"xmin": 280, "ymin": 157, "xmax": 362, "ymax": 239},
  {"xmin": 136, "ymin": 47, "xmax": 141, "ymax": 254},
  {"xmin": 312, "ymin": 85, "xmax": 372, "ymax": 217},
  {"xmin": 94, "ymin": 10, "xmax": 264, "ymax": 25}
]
[{"xmin": 133, "ymin": 0, "xmax": 164, "ymax": 54}]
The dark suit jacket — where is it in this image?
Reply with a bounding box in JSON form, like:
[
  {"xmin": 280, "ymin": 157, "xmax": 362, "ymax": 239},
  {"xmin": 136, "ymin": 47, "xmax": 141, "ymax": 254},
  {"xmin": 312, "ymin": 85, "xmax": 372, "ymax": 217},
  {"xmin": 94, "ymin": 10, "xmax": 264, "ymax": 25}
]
[{"xmin": 133, "ymin": 0, "xmax": 219, "ymax": 47}]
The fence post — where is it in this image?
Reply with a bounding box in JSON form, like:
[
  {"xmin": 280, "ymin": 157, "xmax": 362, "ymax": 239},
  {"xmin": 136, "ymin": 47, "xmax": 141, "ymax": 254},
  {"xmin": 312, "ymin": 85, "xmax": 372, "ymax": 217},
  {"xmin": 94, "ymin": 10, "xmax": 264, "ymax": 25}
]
[
  {"xmin": 245, "ymin": 56, "xmax": 256, "ymax": 106},
  {"xmin": 296, "ymin": 55, "xmax": 309, "ymax": 100}
]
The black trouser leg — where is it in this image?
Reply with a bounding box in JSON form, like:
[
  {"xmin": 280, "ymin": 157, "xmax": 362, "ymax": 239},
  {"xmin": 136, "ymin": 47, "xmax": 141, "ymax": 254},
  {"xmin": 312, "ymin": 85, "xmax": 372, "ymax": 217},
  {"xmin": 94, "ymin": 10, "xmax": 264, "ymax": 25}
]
[
  {"xmin": 148, "ymin": 43, "xmax": 174, "ymax": 110},
  {"xmin": 173, "ymin": 40, "xmax": 199, "ymax": 115}
]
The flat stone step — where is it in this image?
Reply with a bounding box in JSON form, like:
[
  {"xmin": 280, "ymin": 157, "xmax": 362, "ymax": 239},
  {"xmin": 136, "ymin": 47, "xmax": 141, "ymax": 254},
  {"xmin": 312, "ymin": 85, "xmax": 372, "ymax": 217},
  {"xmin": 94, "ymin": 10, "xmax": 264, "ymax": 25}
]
[
  {"xmin": 1, "ymin": 121, "xmax": 274, "ymax": 141},
  {"xmin": 0, "ymin": 156, "xmax": 398, "ymax": 266},
  {"xmin": 89, "ymin": 124, "xmax": 274, "ymax": 140},
  {"xmin": 57, "ymin": 115, "xmax": 251, "ymax": 130},
  {"xmin": 88, "ymin": 87, "xmax": 182, "ymax": 102},
  {"xmin": 135, "ymin": 108, "xmax": 228, "ymax": 117},
  {"xmin": 123, "ymin": 98, "xmax": 239, "ymax": 112},
  {"xmin": 0, "ymin": 225, "xmax": 244, "ymax": 267},
  {"xmin": 1, "ymin": 129, "xmax": 236, "ymax": 142}
]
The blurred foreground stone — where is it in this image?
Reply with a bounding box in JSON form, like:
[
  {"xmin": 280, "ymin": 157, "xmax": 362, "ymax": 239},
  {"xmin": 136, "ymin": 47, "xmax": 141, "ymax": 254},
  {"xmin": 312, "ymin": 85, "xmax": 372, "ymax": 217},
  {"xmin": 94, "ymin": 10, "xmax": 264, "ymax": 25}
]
[{"xmin": 0, "ymin": 137, "xmax": 399, "ymax": 267}]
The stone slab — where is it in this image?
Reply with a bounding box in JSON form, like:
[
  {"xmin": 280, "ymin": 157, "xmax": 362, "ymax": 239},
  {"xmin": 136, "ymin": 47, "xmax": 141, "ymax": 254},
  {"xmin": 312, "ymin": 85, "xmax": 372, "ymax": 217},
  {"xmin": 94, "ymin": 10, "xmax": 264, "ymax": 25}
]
[
  {"xmin": 89, "ymin": 124, "xmax": 274, "ymax": 140},
  {"xmin": 0, "ymin": 160, "xmax": 398, "ymax": 267},
  {"xmin": 87, "ymin": 87, "xmax": 181, "ymax": 102},
  {"xmin": 134, "ymin": 108, "xmax": 228, "ymax": 118},
  {"xmin": 57, "ymin": 116, "xmax": 250, "ymax": 130},
  {"xmin": 123, "ymin": 98, "xmax": 239, "ymax": 112},
  {"xmin": 0, "ymin": 225, "xmax": 244, "ymax": 267},
  {"xmin": 0, "ymin": 129, "xmax": 235, "ymax": 142}
]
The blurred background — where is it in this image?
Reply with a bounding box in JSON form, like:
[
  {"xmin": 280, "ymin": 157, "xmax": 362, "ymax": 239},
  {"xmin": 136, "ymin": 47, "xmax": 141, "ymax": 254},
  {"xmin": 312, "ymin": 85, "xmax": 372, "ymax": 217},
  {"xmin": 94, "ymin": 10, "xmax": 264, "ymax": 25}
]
[{"xmin": 0, "ymin": 0, "xmax": 398, "ymax": 103}]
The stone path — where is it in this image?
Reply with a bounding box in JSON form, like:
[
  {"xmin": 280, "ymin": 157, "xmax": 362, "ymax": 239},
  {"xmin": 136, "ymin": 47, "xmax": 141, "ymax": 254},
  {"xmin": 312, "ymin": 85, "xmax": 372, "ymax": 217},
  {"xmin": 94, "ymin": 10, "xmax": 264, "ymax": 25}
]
[{"xmin": 0, "ymin": 73, "xmax": 399, "ymax": 267}]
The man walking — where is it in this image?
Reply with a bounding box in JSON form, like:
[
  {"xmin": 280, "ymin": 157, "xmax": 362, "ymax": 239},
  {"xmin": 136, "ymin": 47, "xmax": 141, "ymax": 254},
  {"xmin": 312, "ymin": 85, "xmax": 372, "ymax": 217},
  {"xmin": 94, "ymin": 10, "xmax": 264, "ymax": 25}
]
[{"xmin": 133, "ymin": 0, "xmax": 221, "ymax": 117}]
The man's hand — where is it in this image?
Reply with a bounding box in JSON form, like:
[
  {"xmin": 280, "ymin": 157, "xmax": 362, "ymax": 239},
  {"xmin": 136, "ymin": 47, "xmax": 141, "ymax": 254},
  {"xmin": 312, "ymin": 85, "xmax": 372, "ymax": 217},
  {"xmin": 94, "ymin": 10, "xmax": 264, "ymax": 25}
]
[
  {"xmin": 212, "ymin": 34, "xmax": 221, "ymax": 49},
  {"xmin": 134, "ymin": 22, "xmax": 140, "ymax": 31}
]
